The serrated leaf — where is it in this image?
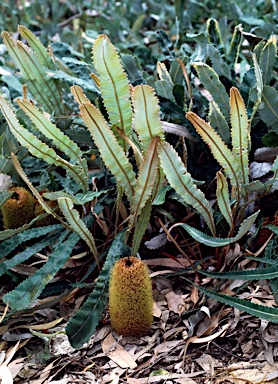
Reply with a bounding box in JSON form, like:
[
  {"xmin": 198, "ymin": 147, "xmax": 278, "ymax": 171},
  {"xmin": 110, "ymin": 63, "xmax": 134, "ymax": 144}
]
[
  {"xmin": 230, "ymin": 87, "xmax": 249, "ymax": 186},
  {"xmin": 131, "ymin": 198, "xmax": 152, "ymax": 255},
  {"xmin": 43, "ymin": 190, "xmax": 109, "ymax": 205},
  {"xmin": 177, "ymin": 210, "xmax": 259, "ymax": 246},
  {"xmin": 0, "ymin": 98, "xmax": 87, "ymax": 191},
  {"xmin": 216, "ymin": 171, "xmax": 233, "ymax": 229},
  {"xmin": 157, "ymin": 62, "xmax": 173, "ymax": 83},
  {"xmin": 208, "ymin": 101, "xmax": 230, "ymax": 144},
  {"xmin": 259, "ymin": 86, "xmax": 278, "ymax": 132},
  {"xmin": 156, "ymin": 30, "xmax": 175, "ymax": 60},
  {"xmin": 66, "ymin": 231, "xmax": 129, "ymax": 349},
  {"xmin": 198, "ymin": 286, "xmax": 278, "ymax": 322},
  {"xmin": 158, "ymin": 141, "xmax": 216, "ymax": 235},
  {"xmin": 58, "ymin": 197, "xmax": 99, "ymax": 268},
  {"xmin": 121, "ymin": 54, "xmax": 143, "ymax": 85},
  {"xmin": 0, "ymin": 229, "xmax": 62, "ymax": 277},
  {"xmin": 260, "ymin": 35, "xmax": 277, "ymax": 85},
  {"xmin": 11, "ymin": 153, "xmax": 69, "ymax": 229},
  {"xmin": 17, "ymin": 98, "xmax": 88, "ymax": 190},
  {"xmin": 77, "ymin": 100, "xmax": 136, "ymax": 202},
  {"xmin": 199, "ymin": 265, "xmax": 278, "ymax": 280},
  {"xmin": 18, "ymin": 25, "xmax": 55, "ymax": 70},
  {"xmin": 132, "ymin": 85, "xmax": 164, "ymax": 152},
  {"xmin": 155, "ymin": 80, "xmax": 175, "ymax": 103},
  {"xmin": 186, "ymin": 112, "xmax": 240, "ymax": 193},
  {"xmin": 206, "ymin": 45, "xmax": 231, "ymax": 79},
  {"xmin": 0, "ymin": 190, "xmax": 14, "ymax": 207},
  {"xmin": 206, "ymin": 19, "xmax": 225, "ymax": 55},
  {"xmin": 193, "ymin": 62, "xmax": 230, "ymax": 120},
  {"xmin": 129, "ymin": 137, "xmax": 159, "ymax": 229},
  {"xmin": 93, "ymin": 34, "xmax": 132, "ymax": 151},
  {"xmin": 228, "ymin": 24, "xmax": 243, "ymax": 68},
  {"xmin": 3, "ymin": 231, "xmax": 79, "ymax": 310},
  {"xmin": 250, "ymin": 54, "xmax": 263, "ymax": 128}
]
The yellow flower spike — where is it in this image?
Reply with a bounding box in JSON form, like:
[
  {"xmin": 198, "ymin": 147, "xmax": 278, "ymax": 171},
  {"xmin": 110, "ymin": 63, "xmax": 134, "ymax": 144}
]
[
  {"xmin": 1, "ymin": 187, "xmax": 35, "ymax": 229},
  {"xmin": 109, "ymin": 256, "xmax": 153, "ymax": 336}
]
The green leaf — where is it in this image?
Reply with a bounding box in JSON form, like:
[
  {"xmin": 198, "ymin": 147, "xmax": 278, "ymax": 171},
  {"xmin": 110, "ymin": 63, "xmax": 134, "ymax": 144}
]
[
  {"xmin": 93, "ymin": 34, "xmax": 132, "ymax": 151},
  {"xmin": 259, "ymin": 86, "xmax": 278, "ymax": 132},
  {"xmin": 193, "ymin": 62, "xmax": 230, "ymax": 120},
  {"xmin": 3, "ymin": 231, "xmax": 79, "ymax": 310},
  {"xmin": 227, "ymin": 24, "xmax": 243, "ymax": 68},
  {"xmin": 216, "ymin": 171, "xmax": 233, "ymax": 229},
  {"xmin": 0, "ymin": 98, "xmax": 86, "ymax": 191},
  {"xmin": 17, "ymin": 98, "xmax": 88, "ymax": 190},
  {"xmin": 260, "ymin": 35, "xmax": 277, "ymax": 85},
  {"xmin": 177, "ymin": 211, "xmax": 260, "ymax": 246},
  {"xmin": 132, "ymin": 85, "xmax": 164, "ymax": 152},
  {"xmin": 186, "ymin": 112, "xmax": 240, "ymax": 193},
  {"xmin": 0, "ymin": 230, "xmax": 63, "ymax": 277},
  {"xmin": 230, "ymin": 87, "xmax": 249, "ymax": 186},
  {"xmin": 155, "ymin": 30, "xmax": 175, "ymax": 60},
  {"xmin": 52, "ymin": 70, "xmax": 99, "ymax": 93},
  {"xmin": 198, "ymin": 286, "xmax": 278, "ymax": 322},
  {"xmin": 129, "ymin": 137, "xmax": 159, "ymax": 229},
  {"xmin": 0, "ymin": 224, "xmax": 63, "ymax": 259},
  {"xmin": 0, "ymin": 191, "xmax": 14, "ymax": 208},
  {"xmin": 250, "ymin": 53, "xmax": 263, "ymax": 127},
  {"xmin": 58, "ymin": 197, "xmax": 99, "ymax": 268},
  {"xmin": 121, "ymin": 54, "xmax": 143, "ymax": 85},
  {"xmin": 158, "ymin": 141, "xmax": 215, "ymax": 236},
  {"xmin": 43, "ymin": 190, "xmax": 109, "ymax": 205},
  {"xmin": 199, "ymin": 265, "xmax": 278, "ymax": 280},
  {"xmin": 66, "ymin": 231, "xmax": 129, "ymax": 349},
  {"xmin": 155, "ymin": 80, "xmax": 175, "ymax": 103},
  {"xmin": 206, "ymin": 44, "xmax": 231, "ymax": 79},
  {"xmin": 208, "ymin": 101, "xmax": 230, "ymax": 144},
  {"xmin": 77, "ymin": 98, "xmax": 136, "ymax": 203},
  {"xmin": 18, "ymin": 25, "xmax": 55, "ymax": 70},
  {"xmin": 131, "ymin": 198, "xmax": 152, "ymax": 255},
  {"xmin": 206, "ymin": 19, "xmax": 225, "ymax": 55}
]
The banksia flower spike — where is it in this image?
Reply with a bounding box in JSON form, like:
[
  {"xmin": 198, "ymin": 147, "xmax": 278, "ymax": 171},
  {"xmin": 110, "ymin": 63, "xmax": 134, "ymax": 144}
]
[
  {"xmin": 109, "ymin": 256, "xmax": 153, "ymax": 337},
  {"xmin": 1, "ymin": 187, "xmax": 35, "ymax": 229}
]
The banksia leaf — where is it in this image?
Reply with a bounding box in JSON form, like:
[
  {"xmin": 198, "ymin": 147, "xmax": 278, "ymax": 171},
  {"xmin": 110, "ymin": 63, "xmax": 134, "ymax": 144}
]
[
  {"xmin": 158, "ymin": 141, "xmax": 216, "ymax": 236},
  {"xmin": 208, "ymin": 101, "xmax": 230, "ymax": 144},
  {"xmin": 132, "ymin": 85, "xmax": 164, "ymax": 152},
  {"xmin": 260, "ymin": 35, "xmax": 277, "ymax": 85},
  {"xmin": 1, "ymin": 187, "xmax": 35, "ymax": 229},
  {"xmin": 109, "ymin": 256, "xmax": 153, "ymax": 336},
  {"xmin": 228, "ymin": 24, "xmax": 243, "ymax": 68},
  {"xmin": 216, "ymin": 171, "xmax": 233, "ymax": 229},
  {"xmin": 230, "ymin": 87, "xmax": 249, "ymax": 186},
  {"xmin": 93, "ymin": 34, "xmax": 132, "ymax": 151}
]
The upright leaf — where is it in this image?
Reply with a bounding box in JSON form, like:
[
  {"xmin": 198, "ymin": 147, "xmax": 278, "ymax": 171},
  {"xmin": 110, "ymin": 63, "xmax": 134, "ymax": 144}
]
[
  {"xmin": 186, "ymin": 112, "xmax": 240, "ymax": 193},
  {"xmin": 230, "ymin": 87, "xmax": 249, "ymax": 186},
  {"xmin": 228, "ymin": 24, "xmax": 243, "ymax": 68},
  {"xmin": 208, "ymin": 101, "xmax": 230, "ymax": 144},
  {"xmin": 131, "ymin": 198, "xmax": 152, "ymax": 255},
  {"xmin": 92, "ymin": 34, "xmax": 132, "ymax": 151},
  {"xmin": 132, "ymin": 85, "xmax": 164, "ymax": 152},
  {"xmin": 58, "ymin": 197, "xmax": 99, "ymax": 269},
  {"xmin": 193, "ymin": 63, "xmax": 230, "ymax": 120},
  {"xmin": 259, "ymin": 86, "xmax": 278, "ymax": 132},
  {"xmin": 216, "ymin": 171, "xmax": 233, "ymax": 229},
  {"xmin": 158, "ymin": 141, "xmax": 216, "ymax": 235},
  {"xmin": 260, "ymin": 35, "xmax": 277, "ymax": 85},
  {"xmin": 129, "ymin": 137, "xmax": 159, "ymax": 229},
  {"xmin": 66, "ymin": 231, "xmax": 129, "ymax": 349},
  {"xmin": 77, "ymin": 99, "xmax": 136, "ymax": 202}
]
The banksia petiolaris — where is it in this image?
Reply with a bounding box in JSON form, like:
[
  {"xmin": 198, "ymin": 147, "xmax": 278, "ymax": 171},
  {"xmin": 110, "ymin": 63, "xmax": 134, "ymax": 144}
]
[
  {"xmin": 109, "ymin": 256, "xmax": 153, "ymax": 337},
  {"xmin": 34, "ymin": 200, "xmax": 59, "ymax": 227},
  {"xmin": 1, "ymin": 187, "xmax": 35, "ymax": 229}
]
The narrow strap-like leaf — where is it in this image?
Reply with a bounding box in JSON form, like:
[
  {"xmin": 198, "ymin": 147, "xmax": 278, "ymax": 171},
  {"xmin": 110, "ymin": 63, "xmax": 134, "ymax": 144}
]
[
  {"xmin": 199, "ymin": 265, "xmax": 278, "ymax": 280},
  {"xmin": 228, "ymin": 24, "xmax": 243, "ymax": 68},
  {"xmin": 0, "ymin": 98, "xmax": 87, "ymax": 191},
  {"xmin": 58, "ymin": 197, "xmax": 99, "ymax": 269},
  {"xmin": 129, "ymin": 137, "xmax": 159, "ymax": 229},
  {"xmin": 216, "ymin": 171, "xmax": 233, "ymax": 229},
  {"xmin": 186, "ymin": 112, "xmax": 240, "ymax": 194},
  {"xmin": 158, "ymin": 141, "xmax": 216, "ymax": 235},
  {"xmin": 197, "ymin": 286, "xmax": 278, "ymax": 322},
  {"xmin": 250, "ymin": 53, "xmax": 263, "ymax": 127},
  {"xmin": 193, "ymin": 63, "xmax": 230, "ymax": 120},
  {"xmin": 78, "ymin": 100, "xmax": 136, "ymax": 203},
  {"xmin": 66, "ymin": 231, "xmax": 129, "ymax": 348},
  {"xmin": 17, "ymin": 98, "xmax": 88, "ymax": 189},
  {"xmin": 18, "ymin": 25, "xmax": 55, "ymax": 69},
  {"xmin": 208, "ymin": 101, "xmax": 230, "ymax": 144},
  {"xmin": 93, "ymin": 34, "xmax": 132, "ymax": 151},
  {"xmin": 133, "ymin": 85, "xmax": 164, "ymax": 152},
  {"xmin": 259, "ymin": 35, "xmax": 277, "ymax": 85},
  {"xmin": 131, "ymin": 198, "xmax": 152, "ymax": 255},
  {"xmin": 176, "ymin": 211, "xmax": 259, "ymax": 246},
  {"xmin": 230, "ymin": 87, "xmax": 249, "ymax": 186},
  {"xmin": 3, "ymin": 231, "xmax": 79, "ymax": 310},
  {"xmin": 71, "ymin": 84, "xmax": 91, "ymax": 105},
  {"xmin": 259, "ymin": 86, "xmax": 278, "ymax": 131},
  {"xmin": 11, "ymin": 153, "xmax": 70, "ymax": 229}
]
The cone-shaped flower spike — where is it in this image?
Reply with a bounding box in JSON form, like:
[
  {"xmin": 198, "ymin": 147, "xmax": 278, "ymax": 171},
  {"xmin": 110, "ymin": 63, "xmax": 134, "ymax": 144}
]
[{"xmin": 109, "ymin": 256, "xmax": 153, "ymax": 336}]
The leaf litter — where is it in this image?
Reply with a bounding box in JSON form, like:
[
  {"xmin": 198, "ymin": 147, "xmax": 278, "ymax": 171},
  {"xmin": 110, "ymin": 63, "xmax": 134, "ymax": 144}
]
[{"xmin": 0, "ymin": 256, "xmax": 277, "ymax": 384}]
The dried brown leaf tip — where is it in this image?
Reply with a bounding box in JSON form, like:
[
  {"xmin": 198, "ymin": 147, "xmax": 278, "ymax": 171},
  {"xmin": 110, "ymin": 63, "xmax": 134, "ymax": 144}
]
[{"xmin": 109, "ymin": 256, "xmax": 153, "ymax": 337}]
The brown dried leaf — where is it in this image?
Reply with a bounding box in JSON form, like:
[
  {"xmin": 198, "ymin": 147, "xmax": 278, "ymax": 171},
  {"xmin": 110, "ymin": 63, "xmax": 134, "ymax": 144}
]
[
  {"xmin": 102, "ymin": 333, "xmax": 137, "ymax": 369},
  {"xmin": 165, "ymin": 291, "xmax": 187, "ymax": 315}
]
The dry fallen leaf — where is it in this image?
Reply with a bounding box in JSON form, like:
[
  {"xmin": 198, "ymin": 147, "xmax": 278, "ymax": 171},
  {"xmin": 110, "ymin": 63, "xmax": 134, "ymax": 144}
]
[
  {"xmin": 165, "ymin": 290, "xmax": 187, "ymax": 315},
  {"xmin": 102, "ymin": 332, "xmax": 137, "ymax": 369}
]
